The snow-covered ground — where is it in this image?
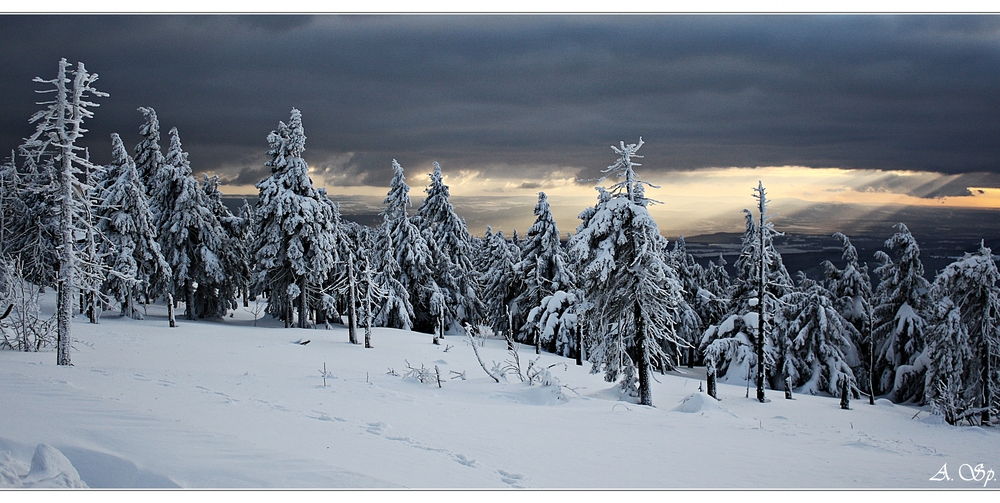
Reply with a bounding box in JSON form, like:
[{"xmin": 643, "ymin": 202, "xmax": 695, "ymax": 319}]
[{"xmin": 2, "ymin": 299, "xmax": 998, "ymax": 490}]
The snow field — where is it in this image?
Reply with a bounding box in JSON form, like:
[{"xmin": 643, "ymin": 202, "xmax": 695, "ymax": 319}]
[{"xmin": 1, "ymin": 301, "xmax": 998, "ymax": 489}]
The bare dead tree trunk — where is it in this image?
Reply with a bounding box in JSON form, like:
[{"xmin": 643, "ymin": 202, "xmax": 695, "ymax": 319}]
[
  {"xmin": 505, "ymin": 305, "xmax": 514, "ymax": 351},
  {"xmin": 347, "ymin": 257, "xmax": 358, "ymax": 344},
  {"xmin": 756, "ymin": 181, "xmax": 768, "ymax": 403}
]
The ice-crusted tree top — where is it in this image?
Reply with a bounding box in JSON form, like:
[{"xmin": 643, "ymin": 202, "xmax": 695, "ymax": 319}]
[
  {"xmin": 517, "ymin": 191, "xmax": 573, "ymax": 292},
  {"xmin": 253, "ymin": 108, "xmax": 334, "ymax": 286},
  {"xmin": 416, "ymin": 161, "xmax": 473, "ymax": 265},
  {"xmin": 596, "ymin": 137, "xmax": 661, "ymax": 204},
  {"xmin": 930, "ymin": 242, "xmax": 999, "ymax": 326},
  {"xmin": 873, "ymin": 223, "xmax": 929, "ymax": 313},
  {"xmin": 22, "ymin": 59, "xmax": 107, "ymax": 164},
  {"xmin": 823, "ymin": 232, "xmax": 872, "ymax": 321},
  {"xmin": 730, "ymin": 183, "xmax": 792, "ymax": 313},
  {"xmin": 96, "ymin": 133, "xmax": 171, "ymax": 302},
  {"xmin": 164, "ymin": 127, "xmax": 192, "ymax": 178},
  {"xmin": 148, "ymin": 126, "xmax": 191, "ymax": 239},
  {"xmin": 383, "ymin": 159, "xmax": 411, "ymax": 222},
  {"xmin": 134, "ymin": 106, "xmax": 163, "ymax": 185}
]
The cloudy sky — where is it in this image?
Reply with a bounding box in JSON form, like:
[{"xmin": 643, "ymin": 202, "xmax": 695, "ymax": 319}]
[{"xmin": 2, "ymin": 14, "xmax": 1000, "ymax": 237}]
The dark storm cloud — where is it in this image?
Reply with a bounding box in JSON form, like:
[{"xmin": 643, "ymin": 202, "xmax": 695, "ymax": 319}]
[{"xmin": 2, "ymin": 15, "xmax": 1000, "ymax": 187}]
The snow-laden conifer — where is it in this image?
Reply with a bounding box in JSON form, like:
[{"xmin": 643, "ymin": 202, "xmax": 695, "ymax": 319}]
[
  {"xmin": 871, "ymin": 223, "xmax": 930, "ymax": 402},
  {"xmin": 251, "ymin": 109, "xmax": 336, "ymax": 328},
  {"xmin": 381, "ymin": 160, "xmax": 438, "ymax": 332},
  {"xmin": 526, "ymin": 289, "xmax": 581, "ymax": 357},
  {"xmin": 666, "ymin": 237, "xmax": 705, "ymax": 365},
  {"xmin": 157, "ymin": 127, "xmax": 231, "ymax": 319},
  {"xmin": 200, "ymin": 174, "xmax": 249, "ymax": 317},
  {"xmin": 924, "ymin": 243, "xmax": 999, "ymax": 424},
  {"xmin": 414, "ymin": 162, "xmax": 483, "ymax": 332},
  {"xmin": 480, "ymin": 227, "xmax": 523, "ymax": 339},
  {"xmin": 134, "ymin": 107, "xmax": 164, "ymax": 194},
  {"xmin": 775, "ymin": 273, "xmax": 859, "ymax": 396},
  {"xmin": 823, "ymin": 232, "xmax": 876, "ymax": 401},
  {"xmin": 569, "ymin": 138, "xmax": 684, "ymax": 406},
  {"xmin": 695, "ymin": 255, "xmax": 731, "ymax": 342},
  {"xmin": 372, "ymin": 223, "xmax": 415, "ymax": 331},
  {"xmin": 94, "ymin": 133, "xmax": 171, "ymax": 319},
  {"xmin": 701, "ymin": 182, "xmax": 791, "ymax": 400},
  {"xmin": 513, "ymin": 192, "xmax": 576, "ymax": 346},
  {"xmin": 0, "ymin": 152, "xmax": 21, "ymax": 256},
  {"xmin": 1, "ymin": 153, "xmax": 59, "ymax": 287}
]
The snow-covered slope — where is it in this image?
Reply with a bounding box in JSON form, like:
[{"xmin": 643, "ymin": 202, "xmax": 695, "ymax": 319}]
[{"xmin": 1, "ymin": 301, "xmax": 997, "ymax": 488}]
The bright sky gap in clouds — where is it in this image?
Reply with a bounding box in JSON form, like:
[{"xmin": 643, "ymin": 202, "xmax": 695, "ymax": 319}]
[{"xmin": 2, "ymin": 14, "xmax": 1000, "ymax": 238}]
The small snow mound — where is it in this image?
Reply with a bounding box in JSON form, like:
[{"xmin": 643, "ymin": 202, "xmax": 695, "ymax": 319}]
[
  {"xmin": 959, "ymin": 425, "xmax": 993, "ymax": 435},
  {"xmin": 875, "ymin": 398, "xmax": 894, "ymax": 407},
  {"xmin": 921, "ymin": 414, "xmax": 946, "ymax": 426},
  {"xmin": 14, "ymin": 444, "xmax": 88, "ymax": 488},
  {"xmin": 0, "ymin": 451, "xmax": 28, "ymax": 487},
  {"xmin": 521, "ymin": 384, "xmax": 568, "ymax": 406},
  {"xmin": 673, "ymin": 393, "xmax": 737, "ymax": 418}
]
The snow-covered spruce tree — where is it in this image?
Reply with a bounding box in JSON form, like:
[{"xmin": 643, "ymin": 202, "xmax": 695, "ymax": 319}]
[
  {"xmin": 513, "ymin": 192, "xmax": 576, "ymax": 348},
  {"xmin": 94, "ymin": 133, "xmax": 171, "ymax": 319},
  {"xmin": 251, "ymin": 109, "xmax": 336, "ymax": 328},
  {"xmin": 695, "ymin": 254, "xmax": 731, "ymax": 342},
  {"xmin": 569, "ymin": 138, "xmax": 684, "ymax": 406},
  {"xmin": 414, "ymin": 162, "xmax": 484, "ymax": 333},
  {"xmin": 1, "ymin": 151, "xmax": 54, "ymax": 285},
  {"xmin": 381, "ymin": 160, "xmax": 438, "ymax": 332},
  {"xmin": 871, "ymin": 223, "xmax": 930, "ymax": 402},
  {"xmin": 148, "ymin": 133, "xmax": 187, "ymax": 287},
  {"xmin": 701, "ymin": 182, "xmax": 791, "ymax": 398},
  {"xmin": 200, "ymin": 174, "xmax": 250, "ymax": 317},
  {"xmin": 371, "ymin": 223, "xmax": 414, "ymax": 331},
  {"xmin": 133, "ymin": 107, "xmax": 164, "ymax": 194},
  {"xmin": 0, "ymin": 152, "xmax": 19, "ymax": 255},
  {"xmin": 775, "ymin": 273, "xmax": 859, "ymax": 396},
  {"xmin": 924, "ymin": 243, "xmax": 999, "ymax": 424},
  {"xmin": 157, "ymin": 127, "xmax": 232, "ymax": 319},
  {"xmin": 237, "ymin": 198, "xmax": 255, "ymax": 306},
  {"xmin": 526, "ymin": 289, "xmax": 582, "ymax": 358},
  {"xmin": 666, "ymin": 237, "xmax": 705, "ymax": 366},
  {"xmin": 21, "ymin": 59, "xmax": 108, "ymax": 365},
  {"xmin": 823, "ymin": 232, "xmax": 876, "ymax": 402},
  {"xmin": 480, "ymin": 226, "xmax": 523, "ymax": 340}
]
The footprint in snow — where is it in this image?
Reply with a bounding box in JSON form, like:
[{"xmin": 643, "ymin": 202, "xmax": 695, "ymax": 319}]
[
  {"xmin": 497, "ymin": 469, "xmax": 524, "ymax": 486},
  {"xmin": 366, "ymin": 422, "xmax": 388, "ymax": 435},
  {"xmin": 453, "ymin": 454, "xmax": 476, "ymax": 467},
  {"xmin": 312, "ymin": 412, "xmax": 347, "ymax": 422}
]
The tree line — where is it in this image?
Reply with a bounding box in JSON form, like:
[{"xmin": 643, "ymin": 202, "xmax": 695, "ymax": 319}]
[{"xmin": 1, "ymin": 60, "xmax": 997, "ymax": 422}]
